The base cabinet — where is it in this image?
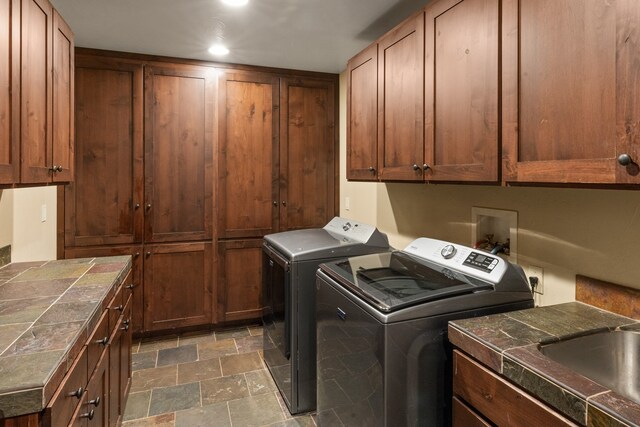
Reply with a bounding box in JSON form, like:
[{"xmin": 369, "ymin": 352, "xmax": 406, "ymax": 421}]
[{"xmin": 452, "ymin": 350, "xmax": 578, "ymax": 427}]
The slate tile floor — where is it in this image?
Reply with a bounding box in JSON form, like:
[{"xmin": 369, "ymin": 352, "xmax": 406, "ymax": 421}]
[{"xmin": 123, "ymin": 326, "xmax": 316, "ymax": 427}]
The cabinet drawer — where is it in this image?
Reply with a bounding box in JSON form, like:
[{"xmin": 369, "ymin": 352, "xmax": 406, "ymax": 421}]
[
  {"xmin": 108, "ymin": 285, "xmax": 124, "ymax": 331},
  {"xmin": 453, "ymin": 350, "xmax": 578, "ymax": 427},
  {"xmin": 86, "ymin": 310, "xmax": 109, "ymax": 376},
  {"xmin": 44, "ymin": 347, "xmax": 88, "ymax": 427},
  {"xmin": 452, "ymin": 396, "xmax": 490, "ymax": 427},
  {"xmin": 121, "ymin": 268, "xmax": 134, "ymax": 307},
  {"xmin": 85, "ymin": 349, "xmax": 109, "ymax": 427}
]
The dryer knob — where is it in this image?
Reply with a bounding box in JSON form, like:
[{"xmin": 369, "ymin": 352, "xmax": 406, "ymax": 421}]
[{"xmin": 441, "ymin": 244, "xmax": 456, "ymax": 259}]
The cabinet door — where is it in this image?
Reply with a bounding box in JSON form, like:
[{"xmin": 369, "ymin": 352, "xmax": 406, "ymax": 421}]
[
  {"xmin": 502, "ymin": 0, "xmax": 640, "ymax": 185},
  {"xmin": 347, "ymin": 43, "xmax": 378, "ymax": 181},
  {"xmin": 51, "ymin": 9, "xmax": 73, "ymax": 182},
  {"xmin": 20, "ymin": 0, "xmax": 53, "ymax": 184},
  {"xmin": 108, "ymin": 315, "xmax": 123, "ymax": 427},
  {"xmin": 64, "ymin": 245, "xmax": 144, "ymax": 335},
  {"xmin": 280, "ymin": 77, "xmax": 336, "ymax": 231},
  {"xmin": 218, "ymin": 71, "xmax": 279, "ymax": 238},
  {"xmin": 144, "ymin": 64, "xmax": 215, "ymax": 243},
  {"xmin": 65, "ymin": 57, "xmax": 143, "ymax": 247},
  {"xmin": 424, "ymin": 0, "xmax": 499, "ymax": 182},
  {"xmin": 217, "ymin": 239, "xmax": 262, "ymax": 322},
  {"xmin": 0, "ymin": 0, "xmax": 19, "ymax": 184},
  {"xmin": 377, "ymin": 12, "xmax": 425, "ymax": 181},
  {"xmin": 143, "ymin": 242, "xmax": 213, "ymax": 331},
  {"xmin": 85, "ymin": 350, "xmax": 109, "ymax": 427}
]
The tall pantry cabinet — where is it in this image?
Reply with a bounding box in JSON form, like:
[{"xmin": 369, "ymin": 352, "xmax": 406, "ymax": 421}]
[{"xmin": 63, "ymin": 51, "xmax": 338, "ymax": 334}]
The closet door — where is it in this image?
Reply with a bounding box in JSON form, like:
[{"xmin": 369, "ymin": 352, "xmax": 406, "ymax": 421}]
[{"xmin": 0, "ymin": 0, "xmax": 19, "ymax": 184}]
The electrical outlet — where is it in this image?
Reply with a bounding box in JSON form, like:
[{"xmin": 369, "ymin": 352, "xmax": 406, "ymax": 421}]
[
  {"xmin": 527, "ymin": 265, "xmax": 544, "ymax": 294},
  {"xmin": 344, "ymin": 196, "xmax": 350, "ymax": 211},
  {"xmin": 40, "ymin": 204, "xmax": 47, "ymax": 223}
]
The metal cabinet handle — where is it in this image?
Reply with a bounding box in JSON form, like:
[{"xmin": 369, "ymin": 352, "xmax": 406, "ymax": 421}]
[
  {"xmin": 146, "ymin": 203, "xmax": 152, "ymax": 210},
  {"xmin": 618, "ymin": 154, "xmax": 633, "ymax": 166},
  {"xmin": 412, "ymin": 164, "xmax": 420, "ymax": 171},
  {"xmin": 135, "ymin": 203, "xmax": 140, "ymax": 209},
  {"xmin": 423, "ymin": 164, "xmax": 430, "ymax": 171},
  {"xmin": 121, "ymin": 323, "xmax": 130, "ymax": 332},
  {"xmin": 80, "ymin": 410, "xmax": 95, "ymax": 420},
  {"xmin": 146, "ymin": 251, "xmax": 151, "ymax": 257},
  {"xmin": 126, "ymin": 283, "xmax": 135, "ymax": 290},
  {"xmin": 273, "ymin": 200, "xmax": 278, "ymax": 207},
  {"xmin": 69, "ymin": 387, "xmax": 83, "ymax": 399},
  {"xmin": 49, "ymin": 165, "xmax": 63, "ymax": 172},
  {"xmin": 89, "ymin": 396, "xmax": 100, "ymax": 407},
  {"xmin": 113, "ymin": 304, "xmax": 124, "ymax": 312},
  {"xmin": 134, "ymin": 252, "xmax": 140, "ymax": 258},
  {"xmin": 96, "ymin": 336, "xmax": 108, "ymax": 346},
  {"xmin": 282, "ymin": 201, "xmax": 287, "ymax": 206},
  {"xmin": 368, "ymin": 166, "xmax": 375, "ymax": 173}
]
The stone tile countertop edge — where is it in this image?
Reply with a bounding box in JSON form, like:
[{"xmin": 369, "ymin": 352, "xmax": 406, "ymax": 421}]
[
  {"xmin": 448, "ymin": 302, "xmax": 640, "ymax": 427},
  {"xmin": 0, "ymin": 256, "xmax": 132, "ymax": 418}
]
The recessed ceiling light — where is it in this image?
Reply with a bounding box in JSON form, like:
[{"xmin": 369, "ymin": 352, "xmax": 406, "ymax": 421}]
[
  {"xmin": 221, "ymin": 0, "xmax": 248, "ymax": 6},
  {"xmin": 208, "ymin": 44, "xmax": 230, "ymax": 56}
]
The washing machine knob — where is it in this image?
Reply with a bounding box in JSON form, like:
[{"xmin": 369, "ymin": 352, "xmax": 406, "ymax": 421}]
[{"xmin": 441, "ymin": 244, "xmax": 456, "ymax": 259}]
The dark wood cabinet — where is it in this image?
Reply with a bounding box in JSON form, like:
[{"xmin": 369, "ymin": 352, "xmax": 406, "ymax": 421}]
[
  {"xmin": 84, "ymin": 350, "xmax": 109, "ymax": 427},
  {"xmin": 346, "ymin": 43, "xmax": 378, "ymax": 181},
  {"xmin": 217, "ymin": 239, "xmax": 262, "ymax": 322},
  {"xmin": 218, "ymin": 71, "xmax": 279, "ymax": 239},
  {"xmin": 424, "ymin": 0, "xmax": 499, "ymax": 182},
  {"xmin": 19, "ymin": 0, "xmax": 73, "ymax": 184},
  {"xmin": 108, "ymin": 295, "xmax": 131, "ymax": 427},
  {"xmin": 502, "ymin": 0, "xmax": 640, "ymax": 185},
  {"xmin": 143, "ymin": 242, "xmax": 213, "ymax": 331},
  {"xmin": 0, "ymin": 0, "xmax": 20, "ymax": 184},
  {"xmin": 144, "ymin": 63, "xmax": 215, "ymax": 243},
  {"xmin": 65, "ymin": 56, "xmax": 143, "ymax": 247},
  {"xmin": 280, "ymin": 77, "xmax": 336, "ymax": 230},
  {"xmin": 376, "ymin": 11, "xmax": 424, "ymax": 182}
]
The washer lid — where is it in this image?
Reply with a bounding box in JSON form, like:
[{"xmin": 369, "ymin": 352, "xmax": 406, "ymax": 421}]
[{"xmin": 321, "ymin": 251, "xmax": 493, "ymax": 313}]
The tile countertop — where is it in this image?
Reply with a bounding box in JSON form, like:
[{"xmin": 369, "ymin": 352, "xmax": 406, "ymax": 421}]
[
  {"xmin": 449, "ymin": 302, "xmax": 640, "ymax": 427},
  {"xmin": 0, "ymin": 256, "xmax": 131, "ymax": 419}
]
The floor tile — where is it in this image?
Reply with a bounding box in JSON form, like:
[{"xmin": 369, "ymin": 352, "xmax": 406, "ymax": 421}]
[
  {"xmin": 131, "ymin": 339, "xmax": 141, "ymax": 354},
  {"xmin": 177, "ymin": 331, "xmax": 215, "ymax": 347},
  {"xmin": 220, "ymin": 352, "xmax": 263, "ymax": 376},
  {"xmin": 266, "ymin": 416, "xmax": 316, "ymax": 427},
  {"xmin": 246, "ymin": 369, "xmax": 277, "ymax": 396},
  {"xmin": 248, "ymin": 326, "xmax": 263, "ymax": 336},
  {"xmin": 228, "ymin": 392, "xmax": 286, "ymax": 426},
  {"xmin": 149, "ymin": 382, "xmax": 201, "ymax": 416},
  {"xmin": 201, "ymin": 374, "xmax": 249, "ymax": 405},
  {"xmin": 215, "ymin": 327, "xmax": 250, "ymax": 341},
  {"xmin": 130, "ymin": 365, "xmax": 177, "ymax": 393},
  {"xmin": 123, "ymin": 390, "xmax": 151, "ymax": 421},
  {"xmin": 122, "ymin": 413, "xmax": 175, "ymax": 427},
  {"xmin": 198, "ymin": 338, "xmax": 237, "ymax": 360},
  {"xmin": 139, "ymin": 335, "xmax": 178, "ymax": 353},
  {"xmin": 157, "ymin": 345, "xmax": 198, "ymax": 367},
  {"xmin": 132, "ymin": 351, "xmax": 157, "ymax": 371},
  {"xmin": 175, "ymin": 402, "xmax": 231, "ymax": 427},
  {"xmin": 235, "ymin": 335, "xmax": 264, "ymax": 353},
  {"xmin": 178, "ymin": 358, "xmax": 222, "ymax": 384}
]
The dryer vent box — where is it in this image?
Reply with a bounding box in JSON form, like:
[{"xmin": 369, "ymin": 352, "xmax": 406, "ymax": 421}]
[{"xmin": 471, "ymin": 207, "xmax": 518, "ymax": 263}]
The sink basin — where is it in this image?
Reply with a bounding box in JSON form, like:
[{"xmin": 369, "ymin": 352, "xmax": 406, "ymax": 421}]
[{"xmin": 539, "ymin": 330, "xmax": 640, "ymax": 404}]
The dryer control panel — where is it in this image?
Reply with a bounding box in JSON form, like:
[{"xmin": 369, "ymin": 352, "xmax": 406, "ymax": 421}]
[
  {"xmin": 404, "ymin": 237, "xmax": 508, "ymax": 284},
  {"xmin": 323, "ymin": 217, "xmax": 388, "ymax": 247}
]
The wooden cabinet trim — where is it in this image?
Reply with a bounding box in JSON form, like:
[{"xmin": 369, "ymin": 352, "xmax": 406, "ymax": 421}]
[{"xmin": 43, "ymin": 347, "xmax": 88, "ymax": 427}]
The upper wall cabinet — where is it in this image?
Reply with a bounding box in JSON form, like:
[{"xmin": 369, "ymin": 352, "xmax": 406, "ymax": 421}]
[
  {"xmin": 424, "ymin": 0, "xmax": 499, "ymax": 182},
  {"xmin": 20, "ymin": 0, "xmax": 74, "ymax": 184},
  {"xmin": 502, "ymin": 0, "xmax": 640, "ymax": 185},
  {"xmin": 65, "ymin": 56, "xmax": 143, "ymax": 247},
  {"xmin": 0, "ymin": 0, "xmax": 20, "ymax": 184},
  {"xmin": 347, "ymin": 44, "xmax": 378, "ymax": 181},
  {"xmin": 0, "ymin": 0, "xmax": 73, "ymax": 186},
  {"xmin": 377, "ymin": 12, "xmax": 425, "ymax": 181}
]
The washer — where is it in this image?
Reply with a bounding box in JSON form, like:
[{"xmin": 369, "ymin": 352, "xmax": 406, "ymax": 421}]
[
  {"xmin": 315, "ymin": 237, "xmax": 534, "ymax": 426},
  {"xmin": 262, "ymin": 217, "xmax": 390, "ymax": 414}
]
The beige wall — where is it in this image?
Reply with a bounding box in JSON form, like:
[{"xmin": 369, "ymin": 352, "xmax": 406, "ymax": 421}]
[
  {"xmin": 338, "ymin": 72, "xmax": 640, "ymax": 306},
  {"xmin": 0, "ymin": 186, "xmax": 57, "ymax": 263}
]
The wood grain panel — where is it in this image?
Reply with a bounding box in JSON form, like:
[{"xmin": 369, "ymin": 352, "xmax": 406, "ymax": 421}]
[
  {"xmin": 20, "ymin": 0, "xmax": 53, "ymax": 183},
  {"xmin": 452, "ymin": 396, "xmax": 491, "ymax": 427},
  {"xmin": 143, "ymin": 242, "xmax": 213, "ymax": 331},
  {"xmin": 218, "ymin": 71, "xmax": 279, "ymax": 238},
  {"xmin": 425, "ymin": 0, "xmax": 498, "ymax": 182},
  {"xmin": 377, "ymin": 12, "xmax": 424, "ymax": 181},
  {"xmin": 346, "ymin": 43, "xmax": 378, "ymax": 181},
  {"xmin": 217, "ymin": 239, "xmax": 262, "ymax": 322},
  {"xmin": 453, "ymin": 350, "xmax": 578, "ymax": 427},
  {"xmin": 0, "ymin": 0, "xmax": 20, "ymax": 184},
  {"xmin": 67, "ymin": 59, "xmax": 143, "ymax": 247},
  {"xmin": 51, "ymin": 9, "xmax": 73, "ymax": 182},
  {"xmin": 280, "ymin": 77, "xmax": 336, "ymax": 231},
  {"xmin": 576, "ymin": 275, "xmax": 640, "ymax": 320},
  {"xmin": 144, "ymin": 64, "xmax": 215, "ymax": 242}
]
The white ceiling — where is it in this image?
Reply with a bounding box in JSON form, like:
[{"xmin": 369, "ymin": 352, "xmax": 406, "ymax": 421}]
[{"xmin": 50, "ymin": 0, "xmax": 429, "ymax": 74}]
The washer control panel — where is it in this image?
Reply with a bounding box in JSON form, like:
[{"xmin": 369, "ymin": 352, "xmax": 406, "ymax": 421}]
[
  {"xmin": 322, "ymin": 217, "xmax": 388, "ymax": 246},
  {"xmin": 404, "ymin": 237, "xmax": 508, "ymax": 284}
]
